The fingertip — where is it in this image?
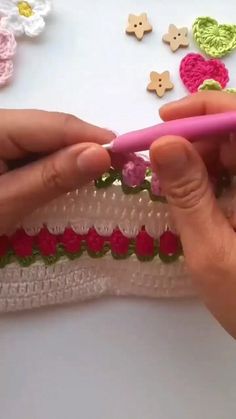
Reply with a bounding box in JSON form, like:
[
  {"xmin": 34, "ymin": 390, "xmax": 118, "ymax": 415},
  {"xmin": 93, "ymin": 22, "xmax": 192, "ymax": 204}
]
[{"xmin": 76, "ymin": 143, "xmax": 111, "ymax": 178}]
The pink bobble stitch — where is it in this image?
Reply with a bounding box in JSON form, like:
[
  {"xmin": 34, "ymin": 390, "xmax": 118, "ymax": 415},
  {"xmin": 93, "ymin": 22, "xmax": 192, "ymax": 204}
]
[
  {"xmin": 60, "ymin": 228, "xmax": 82, "ymax": 253},
  {"xmin": 37, "ymin": 228, "xmax": 58, "ymax": 256},
  {"xmin": 86, "ymin": 228, "xmax": 105, "ymax": 253},
  {"xmin": 136, "ymin": 230, "xmax": 154, "ymax": 257},
  {"xmin": 122, "ymin": 156, "xmax": 147, "ymax": 187},
  {"xmin": 180, "ymin": 53, "xmax": 229, "ymax": 93},
  {"xmin": 11, "ymin": 229, "xmax": 34, "ymax": 257},
  {"xmin": 110, "ymin": 230, "xmax": 130, "ymax": 255},
  {"xmin": 159, "ymin": 231, "xmax": 180, "ymax": 256}
]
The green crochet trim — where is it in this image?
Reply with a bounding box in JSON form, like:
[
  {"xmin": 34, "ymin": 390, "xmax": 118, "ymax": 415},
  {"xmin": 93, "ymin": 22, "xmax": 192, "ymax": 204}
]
[
  {"xmin": 198, "ymin": 79, "xmax": 236, "ymax": 93},
  {"xmin": 95, "ymin": 169, "xmax": 231, "ymax": 201},
  {"xmin": 0, "ymin": 242, "xmax": 179, "ymax": 268},
  {"xmin": 95, "ymin": 169, "xmax": 167, "ymax": 202},
  {"xmin": 192, "ymin": 17, "xmax": 236, "ymax": 58}
]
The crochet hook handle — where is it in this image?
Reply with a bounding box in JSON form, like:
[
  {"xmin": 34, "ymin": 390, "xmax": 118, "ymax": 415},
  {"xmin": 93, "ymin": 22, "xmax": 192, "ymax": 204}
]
[{"xmin": 103, "ymin": 112, "xmax": 236, "ymax": 153}]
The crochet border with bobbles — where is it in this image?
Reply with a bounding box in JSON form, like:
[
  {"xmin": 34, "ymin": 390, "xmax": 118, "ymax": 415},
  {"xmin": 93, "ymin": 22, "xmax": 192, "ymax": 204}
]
[{"xmin": 0, "ymin": 171, "xmax": 235, "ymax": 313}]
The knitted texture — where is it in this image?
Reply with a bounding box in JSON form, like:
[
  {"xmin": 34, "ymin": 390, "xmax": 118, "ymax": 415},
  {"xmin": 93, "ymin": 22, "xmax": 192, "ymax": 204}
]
[
  {"xmin": 0, "ymin": 0, "xmax": 52, "ymax": 37},
  {"xmin": 0, "ymin": 28, "xmax": 16, "ymax": 86},
  {"xmin": 198, "ymin": 79, "xmax": 236, "ymax": 93},
  {"xmin": 179, "ymin": 53, "xmax": 229, "ymax": 93},
  {"xmin": 192, "ymin": 17, "xmax": 236, "ymax": 58}
]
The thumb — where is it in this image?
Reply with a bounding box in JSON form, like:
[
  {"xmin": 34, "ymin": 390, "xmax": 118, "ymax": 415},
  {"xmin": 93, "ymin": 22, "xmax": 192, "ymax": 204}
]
[
  {"xmin": 150, "ymin": 136, "xmax": 235, "ymax": 271},
  {"xmin": 0, "ymin": 143, "xmax": 110, "ymax": 233}
]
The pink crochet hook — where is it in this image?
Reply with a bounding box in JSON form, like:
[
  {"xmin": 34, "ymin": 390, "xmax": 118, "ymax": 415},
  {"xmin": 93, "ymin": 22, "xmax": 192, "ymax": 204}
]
[{"xmin": 103, "ymin": 112, "xmax": 236, "ymax": 153}]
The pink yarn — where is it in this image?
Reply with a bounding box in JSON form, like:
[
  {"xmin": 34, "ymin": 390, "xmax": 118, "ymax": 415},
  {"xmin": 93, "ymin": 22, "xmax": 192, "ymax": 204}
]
[
  {"xmin": 110, "ymin": 230, "xmax": 130, "ymax": 255},
  {"xmin": 122, "ymin": 156, "xmax": 148, "ymax": 187},
  {"xmin": 11, "ymin": 229, "xmax": 34, "ymax": 258},
  {"xmin": 180, "ymin": 53, "xmax": 229, "ymax": 93},
  {"xmin": 0, "ymin": 60, "xmax": 13, "ymax": 86},
  {"xmin": 136, "ymin": 230, "xmax": 154, "ymax": 257},
  {"xmin": 60, "ymin": 228, "xmax": 82, "ymax": 253},
  {"xmin": 159, "ymin": 231, "xmax": 180, "ymax": 256},
  {"xmin": 151, "ymin": 173, "xmax": 162, "ymax": 196},
  {"xmin": 0, "ymin": 29, "xmax": 16, "ymax": 86},
  {"xmin": 0, "ymin": 29, "xmax": 16, "ymax": 60}
]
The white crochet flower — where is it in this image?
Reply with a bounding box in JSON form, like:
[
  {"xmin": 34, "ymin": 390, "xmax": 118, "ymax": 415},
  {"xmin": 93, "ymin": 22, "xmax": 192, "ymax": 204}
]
[{"xmin": 0, "ymin": 0, "xmax": 51, "ymax": 37}]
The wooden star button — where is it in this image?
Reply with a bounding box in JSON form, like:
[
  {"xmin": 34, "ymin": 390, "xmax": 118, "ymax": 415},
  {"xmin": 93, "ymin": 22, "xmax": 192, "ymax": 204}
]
[
  {"xmin": 162, "ymin": 24, "xmax": 189, "ymax": 52},
  {"xmin": 126, "ymin": 13, "xmax": 152, "ymax": 40},
  {"xmin": 147, "ymin": 71, "xmax": 174, "ymax": 98}
]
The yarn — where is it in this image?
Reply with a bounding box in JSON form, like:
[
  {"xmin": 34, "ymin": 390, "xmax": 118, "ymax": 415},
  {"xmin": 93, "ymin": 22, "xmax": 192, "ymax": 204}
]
[
  {"xmin": 198, "ymin": 79, "xmax": 236, "ymax": 93},
  {"xmin": 0, "ymin": 227, "xmax": 181, "ymax": 268},
  {"xmin": 193, "ymin": 17, "xmax": 236, "ymax": 58},
  {"xmin": 122, "ymin": 156, "xmax": 148, "ymax": 187},
  {"xmin": 179, "ymin": 53, "xmax": 229, "ymax": 93}
]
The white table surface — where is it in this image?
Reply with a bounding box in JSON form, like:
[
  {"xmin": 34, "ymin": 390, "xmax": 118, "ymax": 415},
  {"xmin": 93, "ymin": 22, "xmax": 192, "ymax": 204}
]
[{"xmin": 0, "ymin": 0, "xmax": 236, "ymax": 418}]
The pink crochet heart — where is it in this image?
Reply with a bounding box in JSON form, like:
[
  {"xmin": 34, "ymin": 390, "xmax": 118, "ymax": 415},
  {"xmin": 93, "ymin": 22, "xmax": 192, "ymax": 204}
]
[{"xmin": 180, "ymin": 53, "xmax": 229, "ymax": 93}]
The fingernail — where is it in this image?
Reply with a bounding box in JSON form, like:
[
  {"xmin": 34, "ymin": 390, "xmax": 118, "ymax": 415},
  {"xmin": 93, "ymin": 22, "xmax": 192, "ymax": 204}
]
[
  {"xmin": 154, "ymin": 143, "xmax": 192, "ymax": 181},
  {"xmin": 103, "ymin": 127, "xmax": 119, "ymax": 137},
  {"xmin": 77, "ymin": 146, "xmax": 108, "ymax": 178},
  {"xmin": 155, "ymin": 143, "xmax": 189, "ymax": 173}
]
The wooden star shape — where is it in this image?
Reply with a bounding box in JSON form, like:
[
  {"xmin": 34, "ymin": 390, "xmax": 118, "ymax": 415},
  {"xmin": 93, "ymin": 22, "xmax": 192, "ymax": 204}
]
[
  {"xmin": 126, "ymin": 13, "xmax": 152, "ymax": 41},
  {"xmin": 162, "ymin": 24, "xmax": 189, "ymax": 52},
  {"xmin": 147, "ymin": 71, "xmax": 174, "ymax": 98}
]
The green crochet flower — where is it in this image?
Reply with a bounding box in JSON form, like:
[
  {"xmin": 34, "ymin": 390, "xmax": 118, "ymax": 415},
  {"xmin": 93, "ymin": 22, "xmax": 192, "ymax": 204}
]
[
  {"xmin": 198, "ymin": 79, "xmax": 236, "ymax": 93},
  {"xmin": 193, "ymin": 17, "xmax": 236, "ymax": 58}
]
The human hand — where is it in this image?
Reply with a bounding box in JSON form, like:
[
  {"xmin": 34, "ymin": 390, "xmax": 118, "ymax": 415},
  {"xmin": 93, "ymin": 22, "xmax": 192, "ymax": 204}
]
[
  {"xmin": 150, "ymin": 91, "xmax": 236, "ymax": 338},
  {"xmin": 0, "ymin": 110, "xmax": 114, "ymax": 233}
]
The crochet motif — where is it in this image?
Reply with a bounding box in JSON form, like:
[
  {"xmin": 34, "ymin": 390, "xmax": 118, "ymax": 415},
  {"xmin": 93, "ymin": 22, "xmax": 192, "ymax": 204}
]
[
  {"xmin": 0, "ymin": 227, "xmax": 182, "ymax": 268},
  {"xmin": 179, "ymin": 53, "xmax": 229, "ymax": 93},
  {"xmin": 192, "ymin": 17, "xmax": 236, "ymax": 58},
  {"xmin": 0, "ymin": 0, "xmax": 52, "ymax": 37},
  {"xmin": 0, "ymin": 28, "xmax": 16, "ymax": 86},
  {"xmin": 198, "ymin": 79, "xmax": 236, "ymax": 93}
]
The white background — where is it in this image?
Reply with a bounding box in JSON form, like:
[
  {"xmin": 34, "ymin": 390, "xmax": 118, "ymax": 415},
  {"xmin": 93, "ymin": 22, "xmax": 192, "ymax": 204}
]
[{"xmin": 0, "ymin": 0, "xmax": 236, "ymax": 418}]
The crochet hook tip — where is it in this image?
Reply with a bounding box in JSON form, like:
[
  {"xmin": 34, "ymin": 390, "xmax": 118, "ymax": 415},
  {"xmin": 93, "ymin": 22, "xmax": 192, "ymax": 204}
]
[{"xmin": 102, "ymin": 142, "xmax": 113, "ymax": 150}]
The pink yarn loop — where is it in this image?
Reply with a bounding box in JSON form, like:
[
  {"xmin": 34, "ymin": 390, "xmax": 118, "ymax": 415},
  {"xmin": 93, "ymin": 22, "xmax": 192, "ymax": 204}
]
[{"xmin": 180, "ymin": 53, "xmax": 229, "ymax": 93}]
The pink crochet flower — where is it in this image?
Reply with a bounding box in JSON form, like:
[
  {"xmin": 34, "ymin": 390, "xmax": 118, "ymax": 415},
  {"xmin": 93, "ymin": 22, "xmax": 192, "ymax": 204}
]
[
  {"xmin": 151, "ymin": 173, "xmax": 162, "ymax": 196},
  {"xmin": 0, "ymin": 28, "xmax": 16, "ymax": 86},
  {"xmin": 122, "ymin": 156, "xmax": 147, "ymax": 187},
  {"xmin": 110, "ymin": 230, "xmax": 130, "ymax": 255},
  {"xmin": 136, "ymin": 230, "xmax": 154, "ymax": 257},
  {"xmin": 159, "ymin": 231, "xmax": 180, "ymax": 256},
  {"xmin": 37, "ymin": 228, "xmax": 58, "ymax": 256},
  {"xmin": 11, "ymin": 229, "xmax": 34, "ymax": 257},
  {"xmin": 180, "ymin": 53, "xmax": 229, "ymax": 93},
  {"xmin": 0, "ymin": 235, "xmax": 10, "ymax": 257},
  {"xmin": 60, "ymin": 228, "xmax": 82, "ymax": 254},
  {"xmin": 86, "ymin": 228, "xmax": 105, "ymax": 253}
]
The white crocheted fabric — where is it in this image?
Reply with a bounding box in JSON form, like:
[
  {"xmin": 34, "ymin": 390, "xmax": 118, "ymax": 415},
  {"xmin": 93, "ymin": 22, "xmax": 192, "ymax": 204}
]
[{"xmin": 0, "ymin": 179, "xmax": 235, "ymax": 313}]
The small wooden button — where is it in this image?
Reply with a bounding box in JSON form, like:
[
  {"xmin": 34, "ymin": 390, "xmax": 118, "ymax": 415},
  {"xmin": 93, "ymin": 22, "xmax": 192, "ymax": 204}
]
[
  {"xmin": 147, "ymin": 71, "xmax": 174, "ymax": 98},
  {"xmin": 126, "ymin": 13, "xmax": 152, "ymax": 41},
  {"xmin": 162, "ymin": 24, "xmax": 189, "ymax": 52}
]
